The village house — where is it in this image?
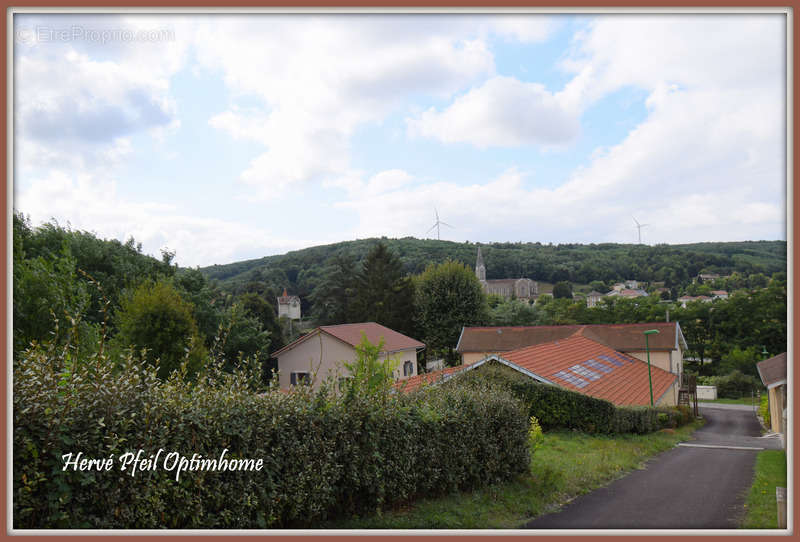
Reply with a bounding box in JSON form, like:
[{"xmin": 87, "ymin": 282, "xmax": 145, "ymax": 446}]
[
  {"xmin": 606, "ymin": 288, "xmax": 648, "ymax": 299},
  {"xmin": 272, "ymin": 322, "xmax": 424, "ymax": 390},
  {"xmin": 756, "ymin": 352, "xmax": 787, "ymax": 448},
  {"xmin": 695, "ymin": 273, "xmax": 721, "ymax": 283},
  {"xmin": 711, "ymin": 290, "xmax": 729, "ymax": 300},
  {"xmin": 399, "ymin": 334, "xmax": 679, "ymax": 406},
  {"xmin": 277, "ymin": 288, "xmax": 302, "ymax": 320},
  {"xmin": 475, "ymin": 247, "xmax": 538, "ymax": 302},
  {"xmin": 611, "ymin": 280, "xmax": 641, "ymax": 292},
  {"xmin": 586, "ymin": 290, "xmax": 604, "ymax": 307},
  {"xmin": 677, "ymin": 295, "xmax": 712, "ymax": 308},
  {"xmin": 456, "ymin": 321, "xmax": 687, "ymax": 378}
]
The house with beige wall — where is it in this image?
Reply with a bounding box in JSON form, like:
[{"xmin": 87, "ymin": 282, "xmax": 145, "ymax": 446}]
[
  {"xmin": 456, "ymin": 322, "xmax": 687, "ymax": 380},
  {"xmin": 272, "ymin": 322, "xmax": 425, "ymax": 390}
]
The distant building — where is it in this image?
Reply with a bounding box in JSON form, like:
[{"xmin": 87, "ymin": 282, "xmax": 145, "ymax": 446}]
[
  {"xmin": 677, "ymin": 295, "xmax": 712, "ymax": 308},
  {"xmin": 475, "ymin": 247, "xmax": 538, "ymax": 301},
  {"xmin": 711, "ymin": 290, "xmax": 729, "ymax": 300},
  {"xmin": 586, "ymin": 291, "xmax": 604, "ymax": 307},
  {"xmin": 606, "ymin": 288, "xmax": 648, "ymax": 299},
  {"xmin": 277, "ymin": 288, "xmax": 301, "ymax": 320}
]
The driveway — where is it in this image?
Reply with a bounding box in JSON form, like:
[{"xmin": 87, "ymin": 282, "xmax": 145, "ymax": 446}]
[{"xmin": 522, "ymin": 406, "xmax": 782, "ymax": 529}]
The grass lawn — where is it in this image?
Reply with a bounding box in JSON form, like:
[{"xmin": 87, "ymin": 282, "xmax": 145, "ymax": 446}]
[
  {"xmin": 324, "ymin": 420, "xmax": 704, "ymax": 529},
  {"xmin": 740, "ymin": 450, "xmax": 787, "ymax": 529},
  {"xmin": 700, "ymin": 397, "xmax": 761, "ymax": 406}
]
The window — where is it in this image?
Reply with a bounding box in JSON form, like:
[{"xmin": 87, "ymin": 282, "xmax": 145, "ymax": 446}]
[
  {"xmin": 403, "ymin": 361, "xmax": 414, "ymax": 377},
  {"xmin": 290, "ymin": 372, "xmax": 310, "ymax": 386}
]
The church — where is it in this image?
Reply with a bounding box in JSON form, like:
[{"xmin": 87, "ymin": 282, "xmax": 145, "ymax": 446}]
[{"xmin": 475, "ymin": 247, "xmax": 538, "ymax": 302}]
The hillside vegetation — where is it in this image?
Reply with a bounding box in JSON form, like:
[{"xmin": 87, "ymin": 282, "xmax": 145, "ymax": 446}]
[{"xmin": 200, "ymin": 237, "xmax": 786, "ymax": 302}]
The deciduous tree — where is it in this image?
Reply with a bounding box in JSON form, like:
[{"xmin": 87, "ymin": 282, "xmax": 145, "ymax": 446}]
[{"xmin": 414, "ymin": 259, "xmax": 488, "ymax": 363}]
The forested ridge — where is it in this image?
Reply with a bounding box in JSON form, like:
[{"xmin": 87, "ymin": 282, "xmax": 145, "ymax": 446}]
[{"xmin": 201, "ymin": 237, "xmax": 786, "ymax": 301}]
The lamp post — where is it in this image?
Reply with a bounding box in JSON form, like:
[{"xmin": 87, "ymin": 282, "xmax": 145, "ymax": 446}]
[{"xmin": 644, "ymin": 329, "xmax": 660, "ymax": 406}]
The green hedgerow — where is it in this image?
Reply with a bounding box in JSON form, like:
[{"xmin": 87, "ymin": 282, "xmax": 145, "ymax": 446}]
[{"xmin": 14, "ymin": 331, "xmax": 529, "ymax": 528}]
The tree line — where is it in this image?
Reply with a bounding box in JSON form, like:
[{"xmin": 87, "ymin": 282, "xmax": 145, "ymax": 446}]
[
  {"xmin": 13, "ymin": 215, "xmax": 787, "ymax": 381},
  {"xmin": 201, "ymin": 237, "xmax": 786, "ymax": 306},
  {"xmin": 13, "ymin": 214, "xmax": 283, "ymax": 379}
]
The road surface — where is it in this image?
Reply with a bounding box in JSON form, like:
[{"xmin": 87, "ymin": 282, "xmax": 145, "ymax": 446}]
[{"xmin": 523, "ymin": 406, "xmax": 781, "ymax": 529}]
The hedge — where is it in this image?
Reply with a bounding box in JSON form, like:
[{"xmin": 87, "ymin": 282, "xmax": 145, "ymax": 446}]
[
  {"xmin": 14, "ymin": 346, "xmax": 530, "ymax": 528},
  {"xmin": 697, "ymin": 370, "xmax": 762, "ymax": 399},
  {"xmin": 449, "ymin": 362, "xmax": 692, "ymax": 434}
]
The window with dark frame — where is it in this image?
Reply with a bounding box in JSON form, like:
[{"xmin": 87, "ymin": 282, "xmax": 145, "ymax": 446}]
[
  {"xmin": 403, "ymin": 361, "xmax": 414, "ymax": 377},
  {"xmin": 290, "ymin": 372, "xmax": 310, "ymax": 386}
]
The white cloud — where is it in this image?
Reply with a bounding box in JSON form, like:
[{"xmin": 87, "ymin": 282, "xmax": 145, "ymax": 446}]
[
  {"xmin": 15, "ymin": 171, "xmax": 319, "ymax": 267},
  {"xmin": 194, "ymin": 16, "xmax": 495, "ymax": 198},
  {"xmin": 488, "ymin": 15, "xmax": 559, "ymax": 43},
  {"xmin": 13, "ymin": 13, "xmax": 785, "ymax": 269},
  {"xmin": 557, "ymin": 15, "xmax": 784, "ymax": 111},
  {"xmin": 14, "ymin": 15, "xmax": 189, "ymax": 178},
  {"xmin": 407, "ymin": 75, "xmax": 579, "ymax": 148}
]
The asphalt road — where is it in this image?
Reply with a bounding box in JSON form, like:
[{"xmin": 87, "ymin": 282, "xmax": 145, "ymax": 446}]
[{"xmin": 523, "ymin": 406, "xmax": 782, "ymax": 530}]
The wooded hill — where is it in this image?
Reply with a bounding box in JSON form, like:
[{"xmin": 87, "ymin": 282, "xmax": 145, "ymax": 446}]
[{"xmin": 200, "ymin": 237, "xmax": 787, "ymax": 304}]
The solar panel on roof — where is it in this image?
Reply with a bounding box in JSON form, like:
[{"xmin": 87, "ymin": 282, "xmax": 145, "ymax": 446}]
[
  {"xmin": 584, "ymin": 359, "xmax": 614, "ymax": 374},
  {"xmin": 614, "ymin": 353, "xmax": 634, "ymax": 364},
  {"xmin": 569, "ymin": 364, "xmax": 602, "ymax": 381},
  {"xmin": 553, "ymin": 370, "xmax": 589, "ymax": 389},
  {"xmin": 598, "ymin": 354, "xmax": 624, "ymax": 367}
]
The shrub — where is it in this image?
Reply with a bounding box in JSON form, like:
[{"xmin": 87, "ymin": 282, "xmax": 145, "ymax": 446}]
[
  {"xmin": 611, "ymin": 406, "xmax": 686, "ymax": 433},
  {"xmin": 450, "ymin": 362, "xmax": 692, "ymax": 435},
  {"xmin": 451, "ymin": 363, "xmax": 615, "ymax": 433},
  {"xmin": 528, "ymin": 416, "xmax": 544, "ymax": 452},
  {"xmin": 710, "ymin": 370, "xmax": 761, "ymax": 399},
  {"xmin": 14, "ymin": 335, "xmax": 529, "ymax": 528},
  {"xmin": 759, "ymin": 393, "xmax": 771, "ymax": 428},
  {"xmin": 111, "ymin": 280, "xmax": 207, "ymax": 379}
]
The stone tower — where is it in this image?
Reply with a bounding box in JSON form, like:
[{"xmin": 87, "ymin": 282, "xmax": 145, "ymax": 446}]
[{"xmin": 475, "ymin": 247, "xmax": 486, "ymax": 281}]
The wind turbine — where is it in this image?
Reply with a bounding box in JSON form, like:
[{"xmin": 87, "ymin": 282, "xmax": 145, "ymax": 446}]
[
  {"xmin": 427, "ymin": 208, "xmax": 453, "ymax": 240},
  {"xmin": 632, "ymin": 216, "xmax": 649, "ymax": 244}
]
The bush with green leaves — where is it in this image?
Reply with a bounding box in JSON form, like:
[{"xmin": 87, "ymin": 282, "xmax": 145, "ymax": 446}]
[
  {"xmin": 110, "ymin": 280, "xmax": 207, "ymax": 379},
  {"xmin": 451, "ymin": 362, "xmax": 616, "ymax": 432},
  {"xmin": 611, "ymin": 406, "xmax": 688, "ymax": 433},
  {"xmin": 759, "ymin": 393, "xmax": 771, "ymax": 428},
  {"xmin": 528, "ymin": 416, "xmax": 544, "ymax": 452},
  {"xmin": 14, "ymin": 332, "xmax": 529, "ymax": 528},
  {"xmin": 450, "ymin": 362, "xmax": 691, "ymax": 434},
  {"xmin": 702, "ymin": 370, "xmax": 762, "ymax": 399}
]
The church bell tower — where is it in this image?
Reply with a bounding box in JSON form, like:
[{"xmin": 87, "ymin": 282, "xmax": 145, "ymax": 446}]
[{"xmin": 475, "ymin": 247, "xmax": 486, "ymax": 282}]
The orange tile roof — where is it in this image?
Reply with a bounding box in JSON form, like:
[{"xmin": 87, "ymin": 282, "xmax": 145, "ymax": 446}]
[
  {"xmin": 456, "ymin": 322, "xmax": 683, "ymax": 354},
  {"xmin": 320, "ymin": 322, "xmax": 424, "ymax": 352},
  {"xmin": 499, "ymin": 335, "xmax": 677, "ymax": 406},
  {"xmin": 393, "ymin": 364, "xmax": 468, "ymax": 393},
  {"xmin": 272, "ymin": 322, "xmax": 424, "ymax": 357},
  {"xmin": 398, "ymin": 336, "xmax": 677, "ymax": 406}
]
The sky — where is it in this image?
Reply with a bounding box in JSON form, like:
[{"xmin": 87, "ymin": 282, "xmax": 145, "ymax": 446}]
[{"xmin": 13, "ymin": 12, "xmax": 788, "ymax": 268}]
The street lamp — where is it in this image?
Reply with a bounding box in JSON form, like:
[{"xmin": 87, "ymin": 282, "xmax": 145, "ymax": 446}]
[{"xmin": 644, "ymin": 329, "xmax": 660, "ymax": 406}]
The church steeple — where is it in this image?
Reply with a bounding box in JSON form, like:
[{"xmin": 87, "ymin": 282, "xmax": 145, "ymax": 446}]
[{"xmin": 476, "ymin": 247, "xmax": 486, "ymax": 281}]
